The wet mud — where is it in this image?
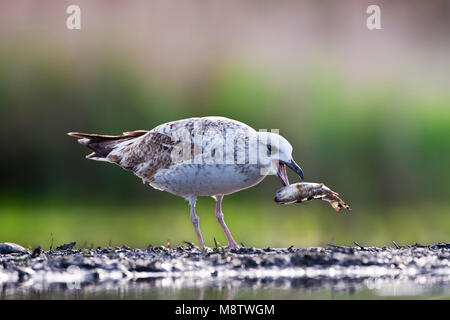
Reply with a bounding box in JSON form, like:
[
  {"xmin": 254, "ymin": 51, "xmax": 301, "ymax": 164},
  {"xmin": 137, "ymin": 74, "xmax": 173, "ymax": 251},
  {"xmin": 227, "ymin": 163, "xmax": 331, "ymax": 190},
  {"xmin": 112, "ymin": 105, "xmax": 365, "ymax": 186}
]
[{"xmin": 1, "ymin": 242, "xmax": 449, "ymax": 299}]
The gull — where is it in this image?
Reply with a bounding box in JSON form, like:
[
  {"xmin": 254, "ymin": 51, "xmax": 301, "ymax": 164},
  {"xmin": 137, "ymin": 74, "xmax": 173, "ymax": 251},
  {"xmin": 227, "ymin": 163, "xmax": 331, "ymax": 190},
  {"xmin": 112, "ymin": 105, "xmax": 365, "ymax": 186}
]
[{"xmin": 68, "ymin": 116, "xmax": 304, "ymax": 249}]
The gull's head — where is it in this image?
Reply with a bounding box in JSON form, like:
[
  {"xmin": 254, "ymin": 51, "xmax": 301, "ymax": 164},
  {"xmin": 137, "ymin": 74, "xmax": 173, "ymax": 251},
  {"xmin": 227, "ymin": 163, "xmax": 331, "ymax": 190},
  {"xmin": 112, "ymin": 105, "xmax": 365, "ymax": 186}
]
[{"xmin": 256, "ymin": 131, "xmax": 304, "ymax": 186}]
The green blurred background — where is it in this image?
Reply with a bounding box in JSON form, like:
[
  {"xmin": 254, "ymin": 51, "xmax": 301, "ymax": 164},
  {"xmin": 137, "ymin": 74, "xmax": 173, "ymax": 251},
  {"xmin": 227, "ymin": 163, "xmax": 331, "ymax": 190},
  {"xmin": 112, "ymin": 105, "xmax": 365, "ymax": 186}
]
[{"xmin": 0, "ymin": 1, "xmax": 449, "ymax": 249}]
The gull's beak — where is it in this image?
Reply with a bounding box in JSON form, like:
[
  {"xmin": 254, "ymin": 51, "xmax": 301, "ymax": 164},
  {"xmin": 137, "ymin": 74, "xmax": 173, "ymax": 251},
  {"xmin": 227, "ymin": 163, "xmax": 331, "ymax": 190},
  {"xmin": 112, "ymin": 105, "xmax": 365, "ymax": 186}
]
[{"xmin": 278, "ymin": 159, "xmax": 304, "ymax": 186}]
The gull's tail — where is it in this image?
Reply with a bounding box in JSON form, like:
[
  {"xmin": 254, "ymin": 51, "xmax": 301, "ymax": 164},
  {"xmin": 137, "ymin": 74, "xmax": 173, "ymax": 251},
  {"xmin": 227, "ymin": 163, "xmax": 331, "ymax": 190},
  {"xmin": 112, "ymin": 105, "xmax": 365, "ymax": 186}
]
[{"xmin": 67, "ymin": 130, "xmax": 148, "ymax": 161}]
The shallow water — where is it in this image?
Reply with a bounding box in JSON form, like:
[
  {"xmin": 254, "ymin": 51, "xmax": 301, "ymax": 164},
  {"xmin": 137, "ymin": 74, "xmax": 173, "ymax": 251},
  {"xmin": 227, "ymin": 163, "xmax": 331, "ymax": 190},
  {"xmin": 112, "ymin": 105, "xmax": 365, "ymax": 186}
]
[{"xmin": 2, "ymin": 279, "xmax": 449, "ymax": 300}]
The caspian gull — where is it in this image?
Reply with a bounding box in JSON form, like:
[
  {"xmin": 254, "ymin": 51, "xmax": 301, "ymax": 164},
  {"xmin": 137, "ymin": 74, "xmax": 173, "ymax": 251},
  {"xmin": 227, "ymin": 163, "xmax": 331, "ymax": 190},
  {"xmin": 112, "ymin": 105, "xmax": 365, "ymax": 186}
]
[{"xmin": 68, "ymin": 116, "xmax": 304, "ymax": 249}]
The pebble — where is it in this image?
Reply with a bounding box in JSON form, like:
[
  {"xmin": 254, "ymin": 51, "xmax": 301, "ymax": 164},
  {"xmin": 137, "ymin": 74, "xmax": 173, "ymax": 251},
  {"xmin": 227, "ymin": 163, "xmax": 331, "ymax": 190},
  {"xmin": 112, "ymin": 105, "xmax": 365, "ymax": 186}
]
[{"xmin": 0, "ymin": 242, "xmax": 30, "ymax": 254}]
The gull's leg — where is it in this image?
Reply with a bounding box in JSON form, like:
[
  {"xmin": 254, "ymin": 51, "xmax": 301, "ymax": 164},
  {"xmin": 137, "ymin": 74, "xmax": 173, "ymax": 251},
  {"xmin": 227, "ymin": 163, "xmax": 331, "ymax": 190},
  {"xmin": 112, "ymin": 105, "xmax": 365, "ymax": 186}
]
[
  {"xmin": 214, "ymin": 195, "xmax": 239, "ymax": 249},
  {"xmin": 189, "ymin": 196, "xmax": 204, "ymax": 249}
]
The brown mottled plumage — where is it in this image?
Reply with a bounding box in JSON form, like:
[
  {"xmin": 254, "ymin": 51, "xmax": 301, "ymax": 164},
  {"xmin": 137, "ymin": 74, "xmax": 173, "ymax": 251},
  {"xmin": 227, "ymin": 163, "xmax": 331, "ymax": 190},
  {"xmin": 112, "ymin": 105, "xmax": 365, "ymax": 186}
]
[{"xmin": 68, "ymin": 130, "xmax": 148, "ymax": 158}]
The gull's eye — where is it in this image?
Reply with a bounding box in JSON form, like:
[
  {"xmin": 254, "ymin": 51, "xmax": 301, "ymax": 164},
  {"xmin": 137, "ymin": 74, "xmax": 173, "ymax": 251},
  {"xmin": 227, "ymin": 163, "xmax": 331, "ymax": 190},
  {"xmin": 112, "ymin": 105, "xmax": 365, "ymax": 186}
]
[{"xmin": 267, "ymin": 144, "xmax": 272, "ymax": 153}]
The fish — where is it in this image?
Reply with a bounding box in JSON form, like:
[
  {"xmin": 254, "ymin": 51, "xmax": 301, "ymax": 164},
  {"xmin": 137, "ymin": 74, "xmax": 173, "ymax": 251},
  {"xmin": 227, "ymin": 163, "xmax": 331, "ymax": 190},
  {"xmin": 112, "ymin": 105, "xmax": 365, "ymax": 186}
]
[{"xmin": 274, "ymin": 182, "xmax": 351, "ymax": 212}]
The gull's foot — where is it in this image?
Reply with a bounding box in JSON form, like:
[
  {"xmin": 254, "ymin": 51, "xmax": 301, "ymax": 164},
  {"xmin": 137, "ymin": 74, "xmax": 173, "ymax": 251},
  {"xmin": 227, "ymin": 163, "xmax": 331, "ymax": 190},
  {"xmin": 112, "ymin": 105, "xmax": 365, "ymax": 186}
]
[
  {"xmin": 225, "ymin": 242, "xmax": 241, "ymax": 250},
  {"xmin": 200, "ymin": 246, "xmax": 214, "ymax": 253}
]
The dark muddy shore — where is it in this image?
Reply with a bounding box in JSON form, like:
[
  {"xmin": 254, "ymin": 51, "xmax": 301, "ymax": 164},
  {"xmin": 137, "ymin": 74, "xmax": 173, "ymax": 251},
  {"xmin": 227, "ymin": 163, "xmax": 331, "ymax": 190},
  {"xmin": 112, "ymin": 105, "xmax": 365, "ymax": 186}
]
[{"xmin": 1, "ymin": 242, "xmax": 449, "ymax": 299}]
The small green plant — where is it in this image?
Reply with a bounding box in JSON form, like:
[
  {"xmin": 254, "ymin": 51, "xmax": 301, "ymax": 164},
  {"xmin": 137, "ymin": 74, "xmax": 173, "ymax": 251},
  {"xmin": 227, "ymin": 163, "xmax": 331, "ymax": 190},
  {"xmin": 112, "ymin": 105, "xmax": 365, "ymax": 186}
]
[
  {"xmin": 213, "ymin": 237, "xmax": 219, "ymax": 252},
  {"xmin": 49, "ymin": 233, "xmax": 54, "ymax": 251},
  {"xmin": 213, "ymin": 237, "xmax": 226, "ymax": 255}
]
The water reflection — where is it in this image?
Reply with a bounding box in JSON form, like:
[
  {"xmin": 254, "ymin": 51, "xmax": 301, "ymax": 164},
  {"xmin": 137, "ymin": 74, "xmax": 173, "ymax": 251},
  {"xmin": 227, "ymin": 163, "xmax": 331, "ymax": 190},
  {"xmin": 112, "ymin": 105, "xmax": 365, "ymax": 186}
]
[{"xmin": 2, "ymin": 275, "xmax": 449, "ymax": 300}]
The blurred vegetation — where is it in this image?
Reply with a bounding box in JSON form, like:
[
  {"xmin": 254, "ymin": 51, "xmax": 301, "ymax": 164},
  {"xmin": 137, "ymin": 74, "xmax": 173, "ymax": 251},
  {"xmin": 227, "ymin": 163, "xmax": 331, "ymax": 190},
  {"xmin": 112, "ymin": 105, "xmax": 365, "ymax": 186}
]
[{"xmin": 0, "ymin": 46, "xmax": 449, "ymax": 249}]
